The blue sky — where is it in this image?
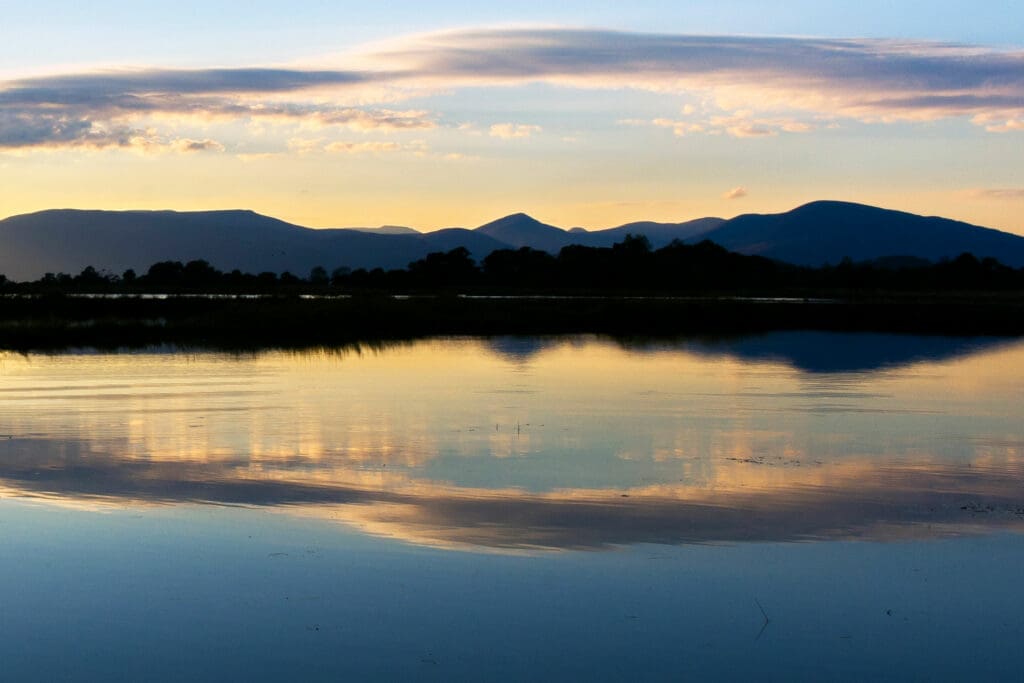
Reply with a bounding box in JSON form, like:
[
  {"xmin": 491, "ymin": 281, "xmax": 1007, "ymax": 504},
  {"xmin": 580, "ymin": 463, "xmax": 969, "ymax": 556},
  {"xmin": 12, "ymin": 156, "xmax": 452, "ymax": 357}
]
[
  {"xmin": 1, "ymin": 1, "xmax": 1022, "ymax": 232},
  {"xmin": 5, "ymin": 0, "xmax": 1022, "ymax": 68}
]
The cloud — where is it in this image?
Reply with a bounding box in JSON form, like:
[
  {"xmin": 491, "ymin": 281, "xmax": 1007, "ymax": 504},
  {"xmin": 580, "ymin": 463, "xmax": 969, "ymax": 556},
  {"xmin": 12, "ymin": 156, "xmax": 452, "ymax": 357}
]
[
  {"xmin": 971, "ymin": 113, "xmax": 1024, "ymax": 132},
  {"xmin": 1, "ymin": 67, "xmax": 368, "ymax": 100},
  {"xmin": 323, "ymin": 141, "xmax": 402, "ymax": 154},
  {"xmin": 2, "ymin": 28, "xmax": 1024, "ymax": 153},
  {"xmin": 728, "ymin": 125, "xmax": 775, "ymax": 138},
  {"xmin": 489, "ymin": 123, "xmax": 542, "ymax": 139},
  {"xmin": 287, "ymin": 138, "xmax": 422, "ymax": 155},
  {"xmin": 0, "ymin": 64, "xmax": 432, "ymax": 152},
  {"xmin": 287, "ymin": 137, "xmax": 323, "ymax": 154},
  {"xmin": 722, "ymin": 186, "xmax": 748, "ymax": 200},
  {"xmin": 235, "ymin": 152, "xmax": 278, "ymax": 163},
  {"xmin": 4, "ymin": 434, "xmax": 1024, "ymax": 550},
  {"xmin": 372, "ymin": 29, "xmax": 1024, "ymax": 129},
  {"xmin": 302, "ymin": 107, "xmax": 435, "ymax": 131},
  {"xmin": 0, "ymin": 110, "xmax": 225, "ymax": 154},
  {"xmin": 170, "ymin": 138, "xmax": 224, "ymax": 153},
  {"xmin": 648, "ymin": 112, "xmax": 814, "ymax": 138},
  {"xmin": 0, "ymin": 101, "xmax": 435, "ymax": 151},
  {"xmin": 651, "ymin": 118, "xmax": 706, "ymax": 136},
  {"xmin": 966, "ymin": 188, "xmax": 1024, "ymax": 200}
]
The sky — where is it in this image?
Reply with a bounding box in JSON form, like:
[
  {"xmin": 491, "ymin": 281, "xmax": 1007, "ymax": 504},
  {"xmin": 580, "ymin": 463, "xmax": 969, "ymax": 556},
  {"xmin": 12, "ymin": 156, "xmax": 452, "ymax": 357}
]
[{"xmin": 1, "ymin": 1, "xmax": 1022, "ymax": 233}]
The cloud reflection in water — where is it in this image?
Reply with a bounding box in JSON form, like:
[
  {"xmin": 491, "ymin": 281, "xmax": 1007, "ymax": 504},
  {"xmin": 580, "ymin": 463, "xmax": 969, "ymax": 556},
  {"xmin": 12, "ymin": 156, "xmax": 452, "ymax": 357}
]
[{"xmin": 1, "ymin": 333, "xmax": 1022, "ymax": 551}]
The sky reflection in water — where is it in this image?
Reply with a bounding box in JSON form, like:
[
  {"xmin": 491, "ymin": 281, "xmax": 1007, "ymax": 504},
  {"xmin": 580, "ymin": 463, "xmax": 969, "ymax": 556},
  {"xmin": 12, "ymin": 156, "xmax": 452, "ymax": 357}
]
[{"xmin": 1, "ymin": 332, "xmax": 1022, "ymax": 552}]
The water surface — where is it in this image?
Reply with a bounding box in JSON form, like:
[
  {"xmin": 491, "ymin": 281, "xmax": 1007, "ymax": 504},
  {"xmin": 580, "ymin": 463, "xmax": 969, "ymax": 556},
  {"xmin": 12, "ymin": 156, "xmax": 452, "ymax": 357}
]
[{"xmin": 1, "ymin": 333, "xmax": 1023, "ymax": 680}]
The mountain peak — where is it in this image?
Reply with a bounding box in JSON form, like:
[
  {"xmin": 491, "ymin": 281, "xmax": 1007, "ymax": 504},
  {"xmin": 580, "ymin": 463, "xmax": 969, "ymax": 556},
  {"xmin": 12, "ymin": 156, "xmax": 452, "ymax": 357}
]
[
  {"xmin": 794, "ymin": 200, "xmax": 871, "ymax": 211},
  {"xmin": 478, "ymin": 212, "xmax": 544, "ymax": 229},
  {"xmin": 697, "ymin": 201, "xmax": 1024, "ymax": 266},
  {"xmin": 475, "ymin": 212, "xmax": 571, "ymax": 251},
  {"xmin": 789, "ymin": 200, "xmax": 914, "ymax": 217}
]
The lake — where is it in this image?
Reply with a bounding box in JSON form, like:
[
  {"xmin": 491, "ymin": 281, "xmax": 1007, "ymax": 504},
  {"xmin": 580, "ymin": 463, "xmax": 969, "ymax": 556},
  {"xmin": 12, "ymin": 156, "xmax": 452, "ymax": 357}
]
[{"xmin": 2, "ymin": 333, "xmax": 1023, "ymax": 680}]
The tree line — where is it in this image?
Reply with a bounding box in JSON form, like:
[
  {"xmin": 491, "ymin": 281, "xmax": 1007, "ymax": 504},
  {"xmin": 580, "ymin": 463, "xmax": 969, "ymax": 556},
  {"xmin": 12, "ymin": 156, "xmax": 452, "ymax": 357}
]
[{"xmin": 2, "ymin": 235, "xmax": 1023, "ymax": 293}]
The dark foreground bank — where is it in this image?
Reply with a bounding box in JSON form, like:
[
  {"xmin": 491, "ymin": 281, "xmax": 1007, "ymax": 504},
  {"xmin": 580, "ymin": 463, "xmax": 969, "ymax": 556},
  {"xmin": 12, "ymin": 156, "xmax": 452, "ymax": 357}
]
[{"xmin": 1, "ymin": 293, "xmax": 1023, "ymax": 350}]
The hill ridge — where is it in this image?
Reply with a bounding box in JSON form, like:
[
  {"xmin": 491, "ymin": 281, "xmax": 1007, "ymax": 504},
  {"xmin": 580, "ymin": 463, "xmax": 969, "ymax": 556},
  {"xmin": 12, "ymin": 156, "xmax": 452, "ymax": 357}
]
[
  {"xmin": 696, "ymin": 200, "xmax": 1024, "ymax": 266},
  {"xmin": 1, "ymin": 202, "xmax": 1023, "ymax": 280}
]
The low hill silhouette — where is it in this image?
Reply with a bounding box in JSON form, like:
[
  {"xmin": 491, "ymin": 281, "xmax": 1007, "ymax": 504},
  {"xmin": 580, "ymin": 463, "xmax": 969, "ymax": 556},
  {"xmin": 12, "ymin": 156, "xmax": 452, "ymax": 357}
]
[
  {"xmin": 697, "ymin": 201, "xmax": 1024, "ymax": 267},
  {"xmin": 0, "ymin": 209, "xmax": 506, "ymax": 281},
  {"xmin": 1, "ymin": 201, "xmax": 1023, "ymax": 280}
]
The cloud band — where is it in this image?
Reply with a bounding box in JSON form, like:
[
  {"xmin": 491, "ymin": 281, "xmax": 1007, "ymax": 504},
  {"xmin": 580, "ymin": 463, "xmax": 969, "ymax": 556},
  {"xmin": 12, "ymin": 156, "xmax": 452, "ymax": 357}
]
[{"xmin": 2, "ymin": 28, "xmax": 1023, "ymax": 152}]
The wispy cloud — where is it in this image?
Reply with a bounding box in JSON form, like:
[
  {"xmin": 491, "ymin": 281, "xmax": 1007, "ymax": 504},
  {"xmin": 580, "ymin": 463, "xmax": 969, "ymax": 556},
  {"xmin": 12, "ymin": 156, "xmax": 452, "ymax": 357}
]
[
  {"xmin": 0, "ymin": 110, "xmax": 226, "ymax": 154},
  {"xmin": 975, "ymin": 118, "xmax": 1024, "ymax": 133},
  {"xmin": 722, "ymin": 186, "xmax": 748, "ymax": 200},
  {"xmin": 0, "ymin": 65, "xmax": 431, "ymax": 151},
  {"xmin": 650, "ymin": 118, "xmax": 707, "ymax": 136},
  {"xmin": 647, "ymin": 110, "xmax": 815, "ymax": 138},
  {"xmin": 489, "ymin": 123, "xmax": 542, "ymax": 139},
  {"xmin": 170, "ymin": 138, "xmax": 225, "ymax": 153},
  {"xmin": 373, "ymin": 29, "xmax": 1024, "ymax": 130},
  {"xmin": 2, "ymin": 28, "xmax": 1023, "ymax": 153},
  {"xmin": 323, "ymin": 140, "xmax": 402, "ymax": 154},
  {"xmin": 966, "ymin": 188, "xmax": 1024, "ymax": 200},
  {"xmin": 235, "ymin": 152, "xmax": 278, "ymax": 163}
]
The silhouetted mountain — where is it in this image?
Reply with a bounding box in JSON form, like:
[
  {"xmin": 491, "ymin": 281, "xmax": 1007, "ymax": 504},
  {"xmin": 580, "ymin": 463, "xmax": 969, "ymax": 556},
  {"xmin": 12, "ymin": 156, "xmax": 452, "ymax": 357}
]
[
  {"xmin": 697, "ymin": 201, "xmax": 1024, "ymax": 267},
  {"xmin": 475, "ymin": 213, "xmax": 724, "ymax": 251},
  {"xmin": 420, "ymin": 228, "xmax": 508, "ymax": 254},
  {"xmin": 475, "ymin": 213, "xmax": 574, "ymax": 252},
  {"xmin": 2, "ymin": 202, "xmax": 1022, "ymax": 282},
  {"xmin": 0, "ymin": 209, "xmax": 507, "ymax": 280},
  {"xmin": 578, "ymin": 217, "xmax": 724, "ymax": 248}
]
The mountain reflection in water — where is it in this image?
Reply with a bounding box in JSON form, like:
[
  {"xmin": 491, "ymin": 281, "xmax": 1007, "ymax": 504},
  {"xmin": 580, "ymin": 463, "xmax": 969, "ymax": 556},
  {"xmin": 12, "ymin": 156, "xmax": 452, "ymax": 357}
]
[{"xmin": 1, "ymin": 332, "xmax": 1022, "ymax": 551}]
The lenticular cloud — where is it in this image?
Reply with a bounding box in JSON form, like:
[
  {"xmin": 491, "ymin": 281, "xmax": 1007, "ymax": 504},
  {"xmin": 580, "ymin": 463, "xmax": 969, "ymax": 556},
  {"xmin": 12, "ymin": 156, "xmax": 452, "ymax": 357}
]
[{"xmin": 1, "ymin": 28, "xmax": 1022, "ymax": 151}]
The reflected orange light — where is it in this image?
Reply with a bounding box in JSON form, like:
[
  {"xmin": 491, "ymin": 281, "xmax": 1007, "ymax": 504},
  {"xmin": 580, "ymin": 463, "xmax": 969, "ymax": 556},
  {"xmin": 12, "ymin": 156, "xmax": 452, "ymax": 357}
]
[{"xmin": 1, "ymin": 336, "xmax": 1023, "ymax": 551}]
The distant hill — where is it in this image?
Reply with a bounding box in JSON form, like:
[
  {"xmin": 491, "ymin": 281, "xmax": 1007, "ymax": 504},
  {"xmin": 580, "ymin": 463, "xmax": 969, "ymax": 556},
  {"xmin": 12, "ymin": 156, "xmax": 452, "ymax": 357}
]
[
  {"xmin": 419, "ymin": 228, "xmax": 507, "ymax": 255},
  {"xmin": 1, "ymin": 202, "xmax": 1022, "ymax": 281},
  {"xmin": 577, "ymin": 217, "xmax": 724, "ymax": 248},
  {"xmin": 697, "ymin": 201, "xmax": 1024, "ymax": 267},
  {"xmin": 0, "ymin": 210, "xmax": 506, "ymax": 281},
  {"xmin": 474, "ymin": 213, "xmax": 723, "ymax": 250},
  {"xmin": 475, "ymin": 213, "xmax": 574, "ymax": 252}
]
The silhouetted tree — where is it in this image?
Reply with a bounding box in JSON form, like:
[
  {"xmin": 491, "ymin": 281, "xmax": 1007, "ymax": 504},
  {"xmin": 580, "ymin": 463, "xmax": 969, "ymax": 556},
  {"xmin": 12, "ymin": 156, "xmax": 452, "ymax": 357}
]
[
  {"xmin": 331, "ymin": 267, "xmax": 352, "ymax": 286},
  {"xmin": 7, "ymin": 236, "xmax": 1022, "ymax": 295},
  {"xmin": 407, "ymin": 247, "xmax": 479, "ymax": 287},
  {"xmin": 483, "ymin": 247, "xmax": 557, "ymax": 287},
  {"xmin": 225, "ymin": 269, "xmax": 249, "ymax": 287},
  {"xmin": 309, "ymin": 266, "xmax": 329, "ymax": 285},
  {"xmin": 145, "ymin": 261, "xmax": 185, "ymax": 286},
  {"xmin": 182, "ymin": 260, "xmax": 222, "ymax": 287},
  {"xmin": 75, "ymin": 265, "xmax": 109, "ymax": 286},
  {"xmin": 612, "ymin": 233, "xmax": 652, "ymax": 255},
  {"xmin": 256, "ymin": 271, "xmax": 278, "ymax": 286}
]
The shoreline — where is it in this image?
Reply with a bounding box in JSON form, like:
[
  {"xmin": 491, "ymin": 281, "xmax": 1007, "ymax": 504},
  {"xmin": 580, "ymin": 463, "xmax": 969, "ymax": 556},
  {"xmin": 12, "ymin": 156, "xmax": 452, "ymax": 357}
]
[{"xmin": 1, "ymin": 293, "xmax": 1022, "ymax": 351}]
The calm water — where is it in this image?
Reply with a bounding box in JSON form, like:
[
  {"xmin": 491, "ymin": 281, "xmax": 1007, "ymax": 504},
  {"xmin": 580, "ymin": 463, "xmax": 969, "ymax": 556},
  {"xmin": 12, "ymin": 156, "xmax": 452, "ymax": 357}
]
[{"xmin": 1, "ymin": 333, "xmax": 1023, "ymax": 680}]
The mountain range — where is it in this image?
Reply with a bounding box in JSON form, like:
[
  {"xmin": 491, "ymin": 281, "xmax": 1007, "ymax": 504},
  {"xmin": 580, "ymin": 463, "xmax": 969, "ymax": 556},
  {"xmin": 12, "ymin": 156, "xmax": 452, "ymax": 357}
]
[{"xmin": 0, "ymin": 201, "xmax": 1022, "ymax": 281}]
